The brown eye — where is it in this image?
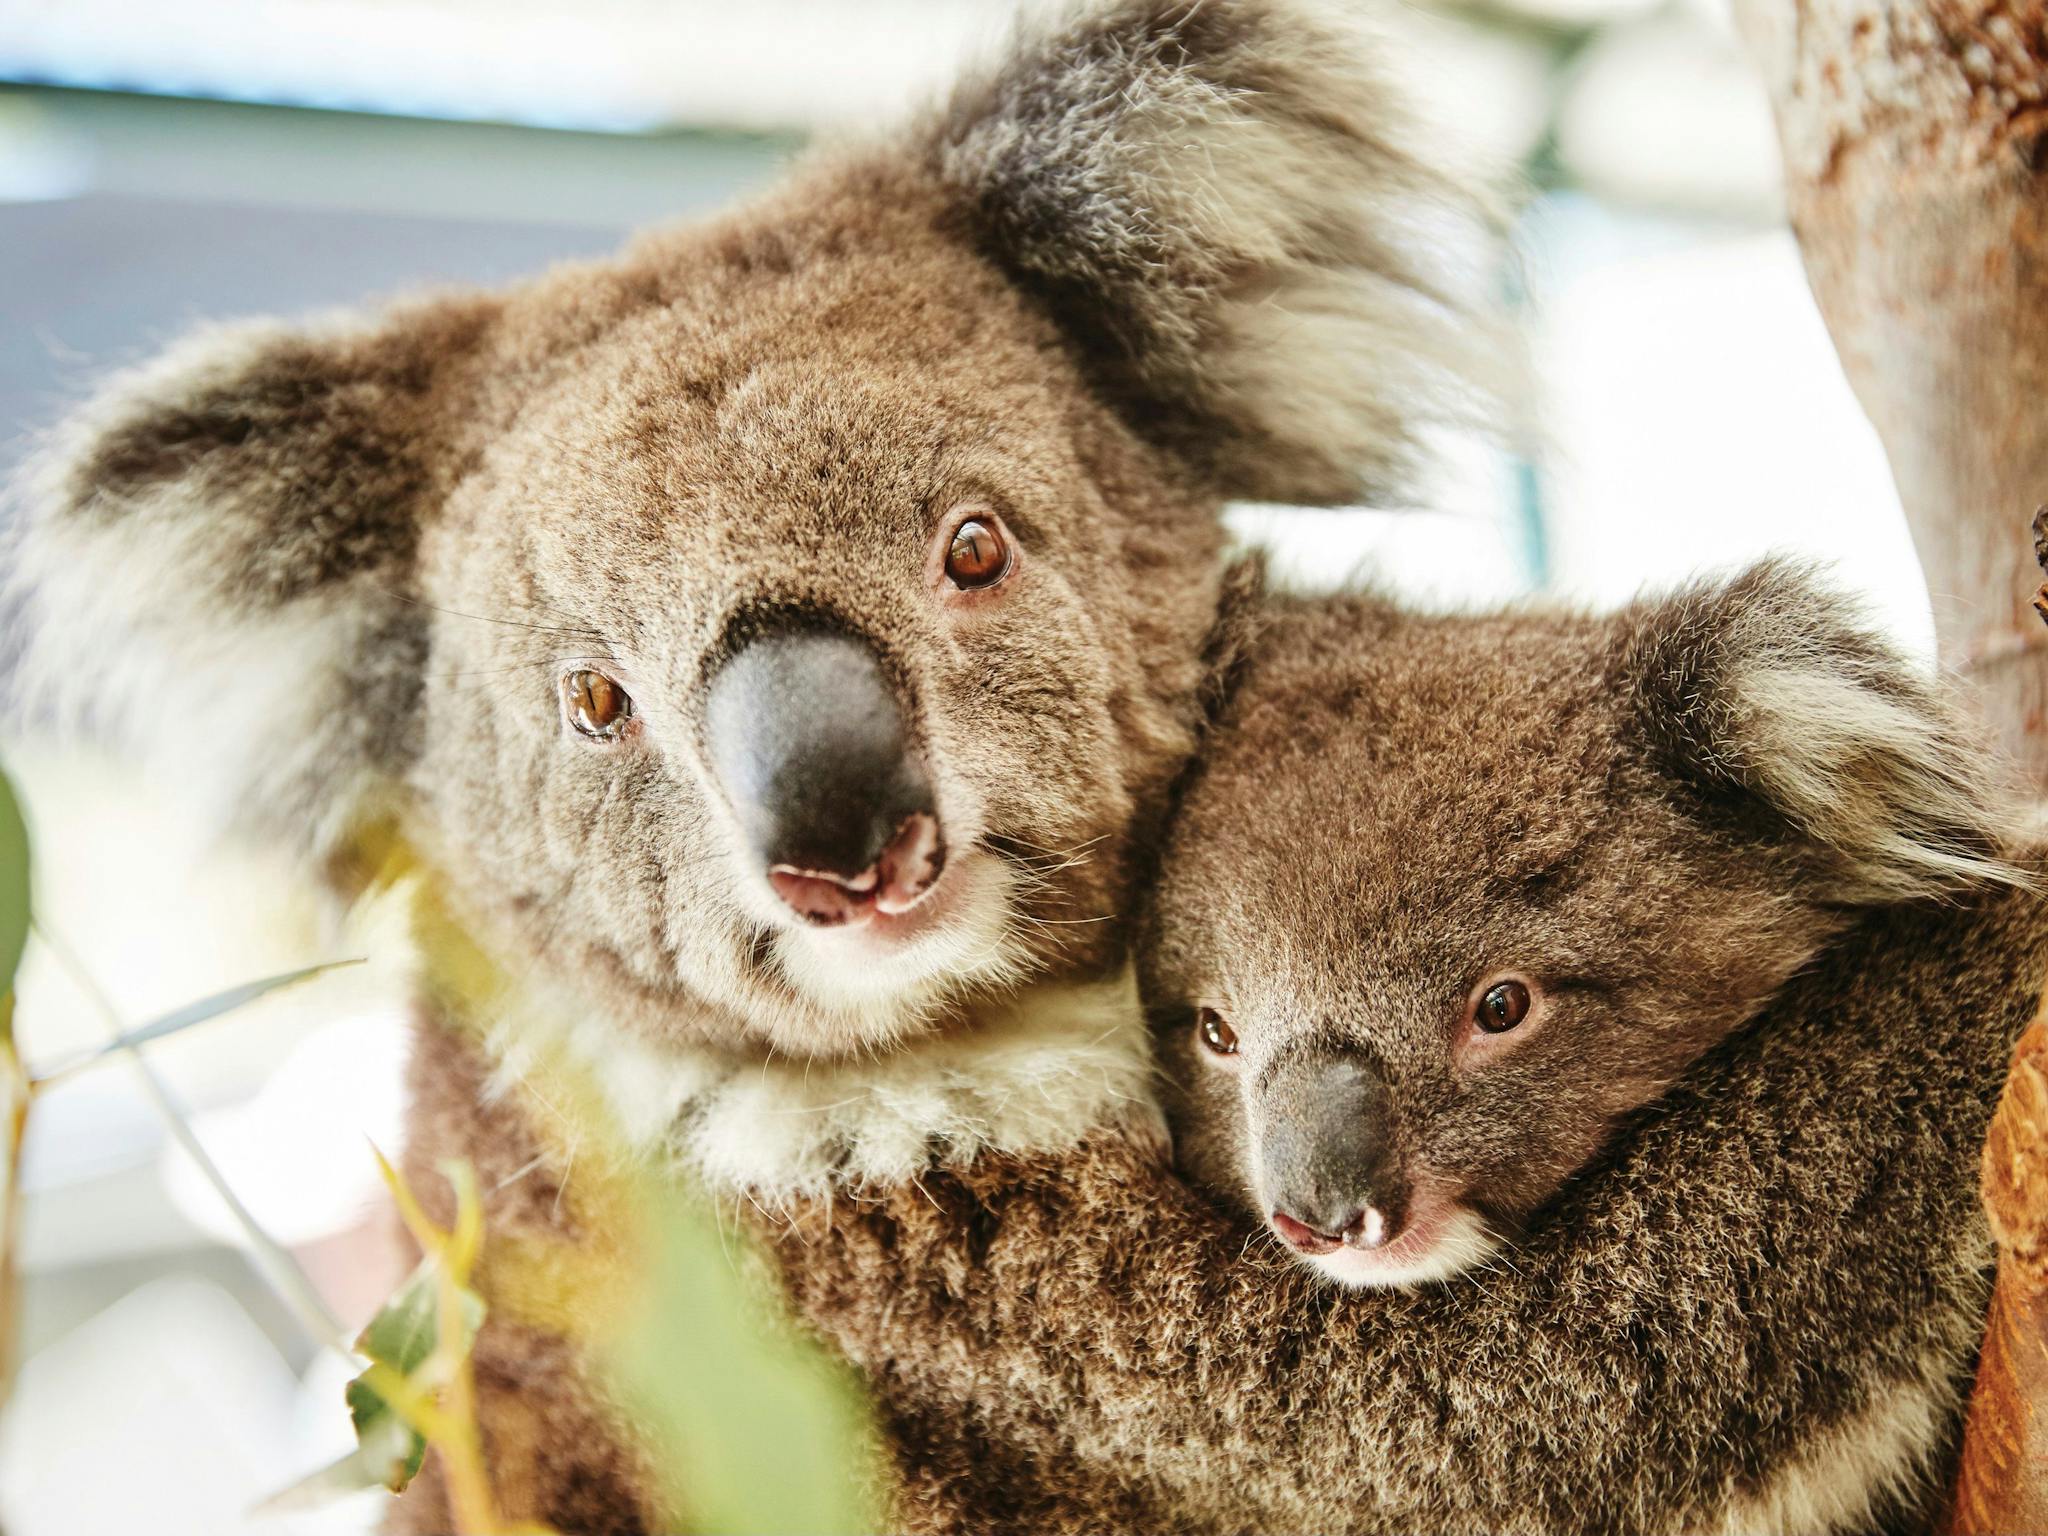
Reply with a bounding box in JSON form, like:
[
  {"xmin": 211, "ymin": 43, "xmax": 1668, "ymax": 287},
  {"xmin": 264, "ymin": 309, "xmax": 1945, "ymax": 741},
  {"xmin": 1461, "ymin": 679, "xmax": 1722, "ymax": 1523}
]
[
  {"xmin": 1476, "ymin": 980, "xmax": 1531, "ymax": 1034},
  {"xmin": 562, "ymin": 668, "xmax": 632, "ymax": 740},
  {"xmin": 1196, "ymin": 1007, "xmax": 1239, "ymax": 1057},
  {"xmin": 944, "ymin": 517, "xmax": 1011, "ymax": 589}
]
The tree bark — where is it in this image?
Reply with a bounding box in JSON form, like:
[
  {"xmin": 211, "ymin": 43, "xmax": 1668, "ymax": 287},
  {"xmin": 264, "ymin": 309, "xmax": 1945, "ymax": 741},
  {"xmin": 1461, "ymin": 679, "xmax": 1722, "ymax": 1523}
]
[
  {"xmin": 1734, "ymin": 0, "xmax": 2048, "ymax": 785},
  {"xmin": 1948, "ymin": 1011, "xmax": 2048, "ymax": 1534},
  {"xmin": 1732, "ymin": 6, "xmax": 2048, "ymax": 1526}
]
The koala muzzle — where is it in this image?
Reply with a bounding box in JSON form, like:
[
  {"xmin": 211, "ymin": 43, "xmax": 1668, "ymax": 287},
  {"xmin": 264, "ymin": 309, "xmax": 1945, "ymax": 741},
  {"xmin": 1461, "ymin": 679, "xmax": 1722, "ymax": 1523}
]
[
  {"xmin": 703, "ymin": 627, "xmax": 943, "ymax": 926},
  {"xmin": 1260, "ymin": 1052, "xmax": 1408, "ymax": 1255}
]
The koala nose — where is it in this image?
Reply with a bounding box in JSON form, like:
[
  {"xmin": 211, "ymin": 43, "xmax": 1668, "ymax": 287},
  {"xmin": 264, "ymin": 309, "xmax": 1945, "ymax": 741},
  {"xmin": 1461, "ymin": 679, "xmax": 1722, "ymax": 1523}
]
[
  {"xmin": 703, "ymin": 626, "xmax": 944, "ymax": 926},
  {"xmin": 1260, "ymin": 1051, "xmax": 1408, "ymax": 1251}
]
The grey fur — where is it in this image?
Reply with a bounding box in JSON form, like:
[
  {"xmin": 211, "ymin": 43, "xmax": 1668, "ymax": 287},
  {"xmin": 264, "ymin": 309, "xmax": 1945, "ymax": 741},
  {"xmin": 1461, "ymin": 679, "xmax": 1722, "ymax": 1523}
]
[{"xmin": 929, "ymin": 0, "xmax": 1513, "ymax": 503}]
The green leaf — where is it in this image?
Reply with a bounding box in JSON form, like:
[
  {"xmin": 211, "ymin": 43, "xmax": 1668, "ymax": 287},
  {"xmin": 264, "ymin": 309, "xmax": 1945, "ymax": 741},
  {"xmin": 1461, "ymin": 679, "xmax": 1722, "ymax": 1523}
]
[
  {"xmin": 263, "ymin": 1182, "xmax": 490, "ymax": 1511},
  {"xmin": 30, "ymin": 959, "xmax": 362, "ymax": 1083},
  {"xmin": 343, "ymin": 1376, "xmax": 428, "ymax": 1493},
  {"xmin": 254, "ymin": 1429, "xmax": 423, "ymax": 1515},
  {"xmin": 606, "ymin": 1196, "xmax": 879, "ymax": 1536},
  {"xmin": 344, "ymin": 1256, "xmax": 487, "ymax": 1494},
  {"xmin": 0, "ymin": 763, "xmax": 28, "ymax": 1005},
  {"xmin": 359, "ymin": 1253, "xmax": 485, "ymax": 1377}
]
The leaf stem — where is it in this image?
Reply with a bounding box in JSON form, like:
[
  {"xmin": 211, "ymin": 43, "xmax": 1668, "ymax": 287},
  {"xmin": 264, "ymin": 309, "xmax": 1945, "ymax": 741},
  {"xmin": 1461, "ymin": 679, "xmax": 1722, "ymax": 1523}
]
[
  {"xmin": 0, "ymin": 994, "xmax": 28, "ymax": 1413},
  {"xmin": 31, "ymin": 920, "xmax": 350, "ymax": 1352}
]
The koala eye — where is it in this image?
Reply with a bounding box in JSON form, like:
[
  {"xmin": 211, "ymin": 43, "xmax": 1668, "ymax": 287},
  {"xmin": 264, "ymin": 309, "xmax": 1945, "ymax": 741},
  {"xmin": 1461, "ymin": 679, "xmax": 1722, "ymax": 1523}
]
[
  {"xmin": 1475, "ymin": 979, "xmax": 1532, "ymax": 1034},
  {"xmin": 1196, "ymin": 1007, "xmax": 1239, "ymax": 1057},
  {"xmin": 944, "ymin": 515, "xmax": 1012, "ymax": 590},
  {"xmin": 561, "ymin": 668, "xmax": 633, "ymax": 740}
]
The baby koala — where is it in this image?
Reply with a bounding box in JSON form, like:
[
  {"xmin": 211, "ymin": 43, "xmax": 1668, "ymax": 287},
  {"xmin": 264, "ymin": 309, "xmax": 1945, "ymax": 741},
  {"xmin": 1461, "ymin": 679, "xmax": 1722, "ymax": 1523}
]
[{"xmin": 1149, "ymin": 557, "xmax": 2037, "ymax": 1291}]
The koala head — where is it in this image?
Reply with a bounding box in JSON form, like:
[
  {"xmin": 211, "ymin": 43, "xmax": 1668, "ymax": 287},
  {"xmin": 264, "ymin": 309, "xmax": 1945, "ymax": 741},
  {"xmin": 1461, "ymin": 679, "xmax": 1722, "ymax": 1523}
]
[
  {"xmin": 6, "ymin": 1, "xmax": 1499, "ymax": 1060},
  {"xmin": 1146, "ymin": 559, "xmax": 2027, "ymax": 1288}
]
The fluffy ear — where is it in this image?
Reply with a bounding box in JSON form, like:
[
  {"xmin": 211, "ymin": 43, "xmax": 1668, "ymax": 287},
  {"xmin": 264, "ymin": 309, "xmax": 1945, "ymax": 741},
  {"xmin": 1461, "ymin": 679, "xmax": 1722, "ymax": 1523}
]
[
  {"xmin": 1197, "ymin": 551, "xmax": 1271, "ymax": 727},
  {"xmin": 925, "ymin": 0, "xmax": 1510, "ymax": 505},
  {"xmin": 3, "ymin": 295, "xmax": 498, "ymax": 857},
  {"xmin": 1616, "ymin": 558, "xmax": 2030, "ymax": 905}
]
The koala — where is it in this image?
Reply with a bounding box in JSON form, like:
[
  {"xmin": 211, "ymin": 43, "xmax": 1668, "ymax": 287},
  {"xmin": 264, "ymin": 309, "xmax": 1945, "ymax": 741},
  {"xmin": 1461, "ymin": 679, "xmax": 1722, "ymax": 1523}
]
[
  {"xmin": 1144, "ymin": 558, "xmax": 2040, "ymax": 1524},
  {"xmin": 759, "ymin": 561, "xmax": 2046, "ymax": 1536},
  {"xmin": 3, "ymin": 2, "xmax": 1507, "ymax": 1531},
  {"xmin": 1154, "ymin": 559, "xmax": 2033, "ymax": 1291}
]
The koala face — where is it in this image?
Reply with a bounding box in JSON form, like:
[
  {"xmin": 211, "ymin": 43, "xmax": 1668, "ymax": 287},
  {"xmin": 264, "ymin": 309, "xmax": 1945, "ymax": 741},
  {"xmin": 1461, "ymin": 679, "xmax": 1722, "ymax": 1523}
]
[
  {"xmin": 12, "ymin": 1, "xmax": 1505, "ymax": 1061},
  {"xmin": 409, "ymin": 204, "xmax": 1223, "ymax": 1055},
  {"xmin": 1147, "ymin": 564, "xmax": 2022, "ymax": 1288}
]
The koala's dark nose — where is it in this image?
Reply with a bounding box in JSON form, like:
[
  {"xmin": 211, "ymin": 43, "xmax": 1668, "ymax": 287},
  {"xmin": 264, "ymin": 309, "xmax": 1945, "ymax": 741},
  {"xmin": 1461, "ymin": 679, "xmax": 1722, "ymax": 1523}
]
[
  {"xmin": 703, "ymin": 627, "xmax": 943, "ymax": 925},
  {"xmin": 1260, "ymin": 1052, "xmax": 1407, "ymax": 1253}
]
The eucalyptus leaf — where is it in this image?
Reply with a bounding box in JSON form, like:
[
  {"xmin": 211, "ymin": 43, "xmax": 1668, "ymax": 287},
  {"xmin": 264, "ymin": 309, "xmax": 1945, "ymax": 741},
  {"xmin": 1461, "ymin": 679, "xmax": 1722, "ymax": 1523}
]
[
  {"xmin": 257, "ymin": 1411, "xmax": 425, "ymax": 1512},
  {"xmin": 608, "ymin": 1197, "xmax": 879, "ymax": 1535},
  {"xmin": 345, "ymin": 1255, "xmax": 487, "ymax": 1494},
  {"xmin": 31, "ymin": 959, "xmax": 362, "ymax": 1083},
  {"xmin": 360, "ymin": 1253, "xmax": 485, "ymax": 1376},
  {"xmin": 0, "ymin": 764, "xmax": 28, "ymax": 1004},
  {"xmin": 344, "ymin": 1375, "xmax": 429, "ymax": 1493}
]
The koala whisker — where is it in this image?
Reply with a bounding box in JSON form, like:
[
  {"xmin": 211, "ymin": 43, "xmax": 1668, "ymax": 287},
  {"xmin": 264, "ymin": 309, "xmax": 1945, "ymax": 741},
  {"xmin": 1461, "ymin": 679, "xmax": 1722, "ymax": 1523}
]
[
  {"xmin": 1459, "ymin": 1265, "xmax": 1502, "ymax": 1302},
  {"xmin": 490, "ymin": 1152, "xmax": 550, "ymax": 1194},
  {"xmin": 382, "ymin": 587, "xmax": 610, "ymax": 643},
  {"xmin": 712, "ymin": 1187, "xmax": 739, "ymax": 1268},
  {"xmin": 988, "ymin": 830, "xmax": 1107, "ymax": 859},
  {"xmin": 1253, "ymin": 1225, "xmax": 1300, "ymax": 1270},
  {"xmin": 1001, "ymin": 914, "xmax": 1081, "ymax": 959},
  {"xmin": 550, "ymin": 1140, "xmax": 577, "ymax": 1224},
  {"xmin": 771, "ymin": 1094, "xmax": 869, "ymax": 1116},
  {"xmin": 428, "ymin": 661, "xmax": 564, "ymax": 683},
  {"xmin": 982, "ymin": 833, "xmax": 1105, "ymax": 881},
  {"xmin": 432, "ymin": 678, "xmax": 562, "ymax": 707}
]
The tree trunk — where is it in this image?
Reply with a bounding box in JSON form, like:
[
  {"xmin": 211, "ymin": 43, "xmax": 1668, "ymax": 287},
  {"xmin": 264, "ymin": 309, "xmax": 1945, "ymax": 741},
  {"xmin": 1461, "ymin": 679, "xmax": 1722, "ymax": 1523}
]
[
  {"xmin": 1734, "ymin": 0, "xmax": 2048, "ymax": 783},
  {"xmin": 1949, "ymin": 1011, "xmax": 2048, "ymax": 1533},
  {"xmin": 1731, "ymin": 4, "xmax": 2048, "ymax": 1527}
]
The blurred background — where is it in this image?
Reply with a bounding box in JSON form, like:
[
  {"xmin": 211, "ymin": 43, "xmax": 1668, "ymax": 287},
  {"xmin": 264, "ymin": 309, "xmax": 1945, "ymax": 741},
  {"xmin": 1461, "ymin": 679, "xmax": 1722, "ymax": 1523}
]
[{"xmin": 0, "ymin": 0, "xmax": 1922, "ymax": 1531}]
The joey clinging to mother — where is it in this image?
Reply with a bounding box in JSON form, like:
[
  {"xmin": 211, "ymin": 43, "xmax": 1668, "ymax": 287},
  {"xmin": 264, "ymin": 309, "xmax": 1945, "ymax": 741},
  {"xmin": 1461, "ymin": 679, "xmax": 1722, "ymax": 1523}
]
[
  {"xmin": 8, "ymin": 0, "xmax": 1504, "ymax": 1063},
  {"xmin": 1148, "ymin": 561, "xmax": 2030, "ymax": 1288}
]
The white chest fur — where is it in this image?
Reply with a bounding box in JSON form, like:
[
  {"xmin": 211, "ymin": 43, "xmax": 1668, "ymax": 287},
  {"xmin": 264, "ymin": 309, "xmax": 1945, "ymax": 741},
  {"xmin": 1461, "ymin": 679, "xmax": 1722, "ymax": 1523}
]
[{"xmin": 481, "ymin": 969, "xmax": 1164, "ymax": 1202}]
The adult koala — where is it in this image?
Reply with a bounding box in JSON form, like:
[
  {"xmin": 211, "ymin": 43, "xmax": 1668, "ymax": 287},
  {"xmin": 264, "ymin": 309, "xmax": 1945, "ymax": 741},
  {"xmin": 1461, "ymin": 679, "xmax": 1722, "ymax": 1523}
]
[{"xmin": 6, "ymin": 0, "xmax": 1500, "ymax": 1529}]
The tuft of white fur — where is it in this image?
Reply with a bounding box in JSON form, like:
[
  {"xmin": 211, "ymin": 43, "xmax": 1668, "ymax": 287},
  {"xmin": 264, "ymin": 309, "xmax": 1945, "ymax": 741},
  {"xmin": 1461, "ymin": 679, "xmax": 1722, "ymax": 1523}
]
[
  {"xmin": 1690, "ymin": 1356, "xmax": 1962, "ymax": 1536},
  {"xmin": 1628, "ymin": 559, "xmax": 2034, "ymax": 904},
  {"xmin": 930, "ymin": 0, "xmax": 1523, "ymax": 506},
  {"xmin": 1, "ymin": 319, "xmax": 405, "ymax": 859},
  {"xmin": 484, "ymin": 966, "xmax": 1163, "ymax": 1202},
  {"xmin": 1728, "ymin": 657, "xmax": 2028, "ymax": 902}
]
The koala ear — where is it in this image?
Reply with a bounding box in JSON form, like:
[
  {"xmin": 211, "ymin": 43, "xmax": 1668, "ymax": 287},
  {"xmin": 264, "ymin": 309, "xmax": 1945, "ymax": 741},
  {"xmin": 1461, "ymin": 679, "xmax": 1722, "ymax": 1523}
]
[
  {"xmin": 4, "ymin": 296, "xmax": 498, "ymax": 858},
  {"xmin": 1617, "ymin": 558, "xmax": 2031, "ymax": 905},
  {"xmin": 925, "ymin": 0, "xmax": 1509, "ymax": 505},
  {"xmin": 1197, "ymin": 552, "xmax": 1271, "ymax": 727}
]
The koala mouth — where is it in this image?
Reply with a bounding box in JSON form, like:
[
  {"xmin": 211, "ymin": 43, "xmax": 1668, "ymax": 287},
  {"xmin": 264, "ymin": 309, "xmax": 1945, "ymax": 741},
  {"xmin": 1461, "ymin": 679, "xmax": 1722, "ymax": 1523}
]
[
  {"xmin": 767, "ymin": 813, "xmax": 946, "ymax": 929},
  {"xmin": 1286, "ymin": 1199, "xmax": 1502, "ymax": 1291}
]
